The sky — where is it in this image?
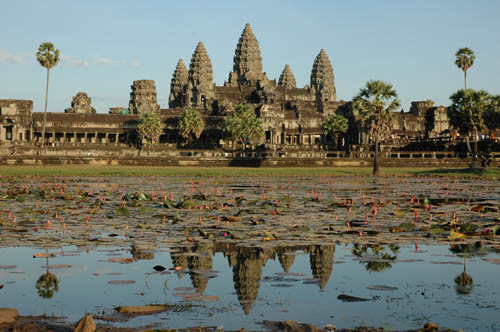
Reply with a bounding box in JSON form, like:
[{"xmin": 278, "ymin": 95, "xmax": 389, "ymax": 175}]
[{"xmin": 1, "ymin": 0, "xmax": 499, "ymax": 114}]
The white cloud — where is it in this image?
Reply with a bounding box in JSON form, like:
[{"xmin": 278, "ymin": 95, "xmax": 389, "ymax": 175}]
[
  {"xmin": 60, "ymin": 54, "xmax": 88, "ymax": 68},
  {"xmin": 128, "ymin": 59, "xmax": 141, "ymax": 67},
  {"xmin": 95, "ymin": 57, "xmax": 124, "ymax": 65},
  {"xmin": 0, "ymin": 50, "xmax": 26, "ymax": 63}
]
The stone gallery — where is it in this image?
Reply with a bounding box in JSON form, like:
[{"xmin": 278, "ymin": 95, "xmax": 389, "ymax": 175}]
[{"xmin": 0, "ymin": 24, "xmax": 449, "ymax": 150}]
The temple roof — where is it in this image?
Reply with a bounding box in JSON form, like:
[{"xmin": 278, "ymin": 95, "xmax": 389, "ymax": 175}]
[
  {"xmin": 310, "ymin": 49, "xmax": 336, "ymax": 102},
  {"xmin": 228, "ymin": 23, "xmax": 267, "ymax": 87},
  {"xmin": 278, "ymin": 64, "xmax": 297, "ymax": 89},
  {"xmin": 170, "ymin": 59, "xmax": 188, "ymax": 93},
  {"xmin": 188, "ymin": 42, "xmax": 213, "ymax": 90}
]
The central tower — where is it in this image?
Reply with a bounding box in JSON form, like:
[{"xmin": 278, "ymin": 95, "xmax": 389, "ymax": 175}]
[{"xmin": 227, "ymin": 23, "xmax": 268, "ymax": 87}]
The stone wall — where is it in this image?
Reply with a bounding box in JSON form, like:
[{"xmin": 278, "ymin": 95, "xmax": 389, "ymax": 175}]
[
  {"xmin": 1, "ymin": 148, "xmax": 497, "ymax": 168},
  {"xmin": 0, "ymin": 99, "xmax": 33, "ymax": 143}
]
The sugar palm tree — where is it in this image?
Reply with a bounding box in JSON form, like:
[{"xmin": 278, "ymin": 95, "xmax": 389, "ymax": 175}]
[
  {"xmin": 178, "ymin": 108, "xmax": 204, "ymax": 144},
  {"xmin": 455, "ymin": 48, "xmax": 475, "ymax": 89},
  {"xmin": 448, "ymin": 89, "xmax": 490, "ymax": 167},
  {"xmin": 137, "ymin": 111, "xmax": 162, "ymax": 154},
  {"xmin": 36, "ymin": 42, "xmax": 60, "ymax": 150},
  {"xmin": 353, "ymin": 80, "xmax": 400, "ymax": 175}
]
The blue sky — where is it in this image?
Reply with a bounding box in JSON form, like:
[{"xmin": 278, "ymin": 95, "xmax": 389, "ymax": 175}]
[{"xmin": 1, "ymin": 0, "xmax": 499, "ymax": 113}]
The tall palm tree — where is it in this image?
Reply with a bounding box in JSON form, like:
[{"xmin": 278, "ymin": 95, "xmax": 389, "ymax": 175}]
[
  {"xmin": 36, "ymin": 42, "xmax": 60, "ymax": 150},
  {"xmin": 178, "ymin": 108, "xmax": 204, "ymax": 144},
  {"xmin": 353, "ymin": 80, "xmax": 400, "ymax": 175},
  {"xmin": 448, "ymin": 89, "xmax": 490, "ymax": 167},
  {"xmin": 455, "ymin": 48, "xmax": 475, "ymax": 90}
]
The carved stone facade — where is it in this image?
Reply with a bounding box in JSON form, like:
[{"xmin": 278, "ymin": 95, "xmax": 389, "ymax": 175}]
[
  {"xmin": 187, "ymin": 42, "xmax": 214, "ymax": 109},
  {"xmin": 65, "ymin": 92, "xmax": 96, "ymax": 114},
  {"xmin": 310, "ymin": 49, "xmax": 336, "ymax": 110},
  {"xmin": 278, "ymin": 64, "xmax": 297, "ymax": 89},
  {"xmin": 227, "ymin": 23, "xmax": 268, "ymax": 87},
  {"xmin": 0, "ymin": 100, "xmax": 32, "ymax": 143},
  {"xmin": 168, "ymin": 59, "xmax": 188, "ymax": 108},
  {"xmin": 129, "ymin": 80, "xmax": 160, "ymax": 115}
]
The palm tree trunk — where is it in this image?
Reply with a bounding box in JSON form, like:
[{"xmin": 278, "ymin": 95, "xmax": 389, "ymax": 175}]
[
  {"xmin": 464, "ymin": 70, "xmax": 467, "ymax": 90},
  {"xmin": 45, "ymin": 249, "xmax": 49, "ymax": 274},
  {"xmin": 474, "ymin": 129, "xmax": 478, "ymax": 156},
  {"xmin": 465, "ymin": 135, "xmax": 472, "ymax": 155},
  {"xmin": 41, "ymin": 68, "xmax": 50, "ymax": 152},
  {"xmin": 372, "ymin": 136, "xmax": 380, "ymax": 176},
  {"xmin": 465, "ymin": 135, "xmax": 476, "ymax": 169}
]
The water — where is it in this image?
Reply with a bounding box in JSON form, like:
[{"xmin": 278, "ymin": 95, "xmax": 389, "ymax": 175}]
[
  {"xmin": 1, "ymin": 243, "xmax": 499, "ymax": 331},
  {"xmin": 0, "ymin": 174, "xmax": 499, "ymax": 330}
]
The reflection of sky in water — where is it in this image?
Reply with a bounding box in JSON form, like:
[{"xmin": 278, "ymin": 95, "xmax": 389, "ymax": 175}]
[{"xmin": 0, "ymin": 244, "xmax": 499, "ymax": 331}]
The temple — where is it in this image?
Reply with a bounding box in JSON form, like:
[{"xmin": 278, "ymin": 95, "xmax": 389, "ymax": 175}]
[{"xmin": 0, "ymin": 23, "xmax": 461, "ymax": 152}]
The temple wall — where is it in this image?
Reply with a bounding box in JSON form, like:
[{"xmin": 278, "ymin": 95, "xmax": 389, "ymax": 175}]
[{"xmin": 0, "ymin": 147, "xmax": 498, "ymax": 168}]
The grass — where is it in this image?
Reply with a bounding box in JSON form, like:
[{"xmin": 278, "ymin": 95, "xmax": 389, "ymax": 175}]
[{"xmin": 0, "ymin": 165, "xmax": 498, "ymax": 178}]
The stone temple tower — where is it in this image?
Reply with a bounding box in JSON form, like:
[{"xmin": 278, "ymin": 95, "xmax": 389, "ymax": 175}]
[
  {"xmin": 278, "ymin": 64, "xmax": 297, "ymax": 89},
  {"xmin": 310, "ymin": 49, "xmax": 336, "ymax": 107},
  {"xmin": 169, "ymin": 58, "xmax": 188, "ymax": 108},
  {"xmin": 227, "ymin": 23, "xmax": 268, "ymax": 87},
  {"xmin": 129, "ymin": 80, "xmax": 160, "ymax": 114},
  {"xmin": 187, "ymin": 42, "xmax": 215, "ymax": 109}
]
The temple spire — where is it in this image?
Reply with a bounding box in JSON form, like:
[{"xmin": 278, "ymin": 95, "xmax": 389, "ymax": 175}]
[
  {"xmin": 168, "ymin": 58, "xmax": 188, "ymax": 108},
  {"xmin": 187, "ymin": 42, "xmax": 214, "ymax": 108},
  {"xmin": 278, "ymin": 64, "xmax": 297, "ymax": 89},
  {"xmin": 310, "ymin": 48, "xmax": 336, "ymax": 103},
  {"xmin": 227, "ymin": 23, "xmax": 267, "ymax": 87}
]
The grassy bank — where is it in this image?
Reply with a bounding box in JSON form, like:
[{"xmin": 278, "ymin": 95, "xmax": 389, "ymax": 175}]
[{"xmin": 0, "ymin": 165, "xmax": 498, "ymax": 177}]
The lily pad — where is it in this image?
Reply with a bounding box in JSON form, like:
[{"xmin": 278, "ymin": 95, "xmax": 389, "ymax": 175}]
[
  {"xmin": 366, "ymin": 285, "xmax": 398, "ymax": 291},
  {"xmin": 108, "ymin": 280, "xmax": 136, "ymax": 285}
]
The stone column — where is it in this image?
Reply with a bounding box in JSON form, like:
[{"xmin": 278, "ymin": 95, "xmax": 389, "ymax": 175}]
[{"xmin": 13, "ymin": 126, "xmax": 18, "ymax": 142}]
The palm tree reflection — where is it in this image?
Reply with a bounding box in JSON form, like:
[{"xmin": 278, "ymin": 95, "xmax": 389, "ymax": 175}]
[
  {"xmin": 449, "ymin": 243, "xmax": 482, "ymax": 295},
  {"xmin": 455, "ymin": 256, "xmax": 473, "ymax": 295},
  {"xmin": 352, "ymin": 243, "xmax": 399, "ymax": 272},
  {"xmin": 35, "ymin": 249, "xmax": 59, "ymax": 299}
]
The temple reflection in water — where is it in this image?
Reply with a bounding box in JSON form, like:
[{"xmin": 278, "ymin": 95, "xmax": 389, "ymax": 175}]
[{"xmin": 168, "ymin": 242, "xmax": 336, "ymax": 314}]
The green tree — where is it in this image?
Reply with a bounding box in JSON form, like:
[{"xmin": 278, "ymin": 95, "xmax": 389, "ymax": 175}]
[
  {"xmin": 322, "ymin": 114, "xmax": 348, "ymax": 148},
  {"xmin": 178, "ymin": 108, "xmax": 204, "ymax": 143},
  {"xmin": 223, "ymin": 103, "xmax": 264, "ymax": 148},
  {"xmin": 448, "ymin": 89, "xmax": 491, "ymax": 166},
  {"xmin": 36, "ymin": 42, "xmax": 60, "ymax": 150},
  {"xmin": 484, "ymin": 95, "xmax": 500, "ymax": 133},
  {"xmin": 352, "ymin": 80, "xmax": 400, "ymax": 175},
  {"xmin": 137, "ymin": 112, "xmax": 162, "ymax": 152},
  {"xmin": 455, "ymin": 47, "xmax": 475, "ymax": 89}
]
